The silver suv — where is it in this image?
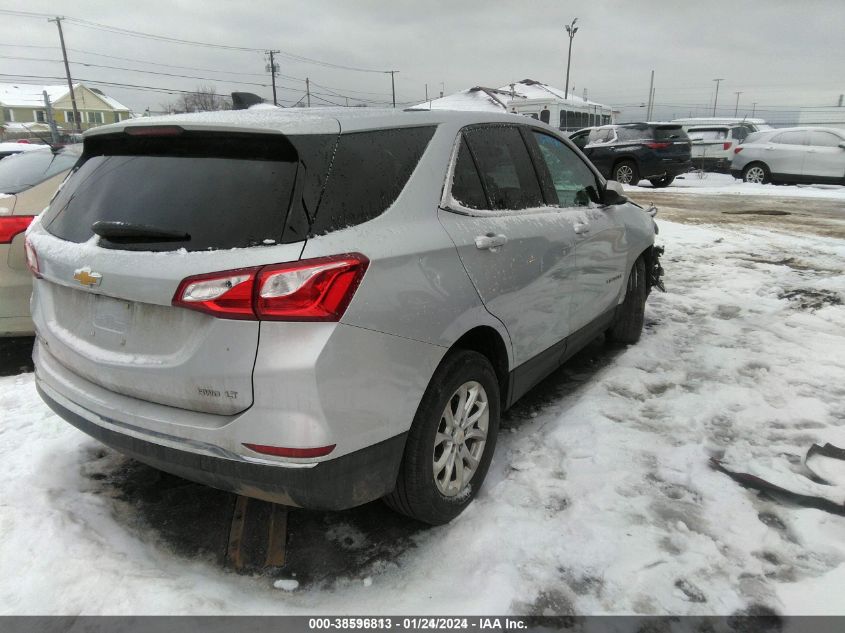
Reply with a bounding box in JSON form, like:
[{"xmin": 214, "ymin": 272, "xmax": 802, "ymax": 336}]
[
  {"xmin": 731, "ymin": 127, "xmax": 845, "ymax": 185},
  {"xmin": 28, "ymin": 109, "xmax": 662, "ymax": 525}
]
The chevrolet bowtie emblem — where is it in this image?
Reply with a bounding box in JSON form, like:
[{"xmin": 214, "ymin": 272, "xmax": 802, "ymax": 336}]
[{"xmin": 73, "ymin": 269, "xmax": 102, "ymax": 287}]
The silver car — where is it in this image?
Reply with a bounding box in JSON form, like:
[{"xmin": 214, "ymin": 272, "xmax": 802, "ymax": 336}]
[
  {"xmin": 28, "ymin": 109, "xmax": 662, "ymax": 525},
  {"xmin": 731, "ymin": 126, "xmax": 845, "ymax": 185}
]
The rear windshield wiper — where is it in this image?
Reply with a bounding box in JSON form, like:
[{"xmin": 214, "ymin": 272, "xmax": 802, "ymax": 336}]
[{"xmin": 92, "ymin": 220, "xmax": 191, "ymax": 242}]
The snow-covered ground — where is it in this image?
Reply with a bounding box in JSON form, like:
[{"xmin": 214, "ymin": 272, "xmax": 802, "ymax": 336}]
[
  {"xmin": 2, "ymin": 220, "xmax": 844, "ymax": 615},
  {"xmin": 627, "ymin": 172, "xmax": 845, "ymax": 201}
]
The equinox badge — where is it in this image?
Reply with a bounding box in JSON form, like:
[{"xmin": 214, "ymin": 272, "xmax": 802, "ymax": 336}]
[{"xmin": 73, "ymin": 269, "xmax": 102, "ymax": 287}]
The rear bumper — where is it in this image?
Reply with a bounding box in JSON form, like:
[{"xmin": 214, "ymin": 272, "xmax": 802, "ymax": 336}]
[
  {"xmin": 641, "ymin": 158, "xmax": 692, "ymax": 179},
  {"xmin": 663, "ymin": 160, "xmax": 692, "ymax": 177},
  {"xmin": 37, "ymin": 381, "xmax": 407, "ymax": 510},
  {"xmin": 691, "ymin": 156, "xmax": 730, "ymax": 172}
]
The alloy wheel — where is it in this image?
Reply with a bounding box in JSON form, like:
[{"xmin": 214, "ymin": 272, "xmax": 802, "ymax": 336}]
[
  {"xmin": 615, "ymin": 165, "xmax": 634, "ymax": 184},
  {"xmin": 433, "ymin": 381, "xmax": 489, "ymax": 497},
  {"xmin": 745, "ymin": 166, "xmax": 765, "ymax": 184}
]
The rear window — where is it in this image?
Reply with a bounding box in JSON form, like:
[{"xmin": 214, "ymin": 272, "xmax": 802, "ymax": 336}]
[
  {"xmin": 653, "ymin": 126, "xmax": 688, "ymax": 141},
  {"xmin": 0, "ymin": 149, "xmax": 79, "ymax": 194},
  {"xmin": 43, "ymin": 133, "xmax": 300, "ymax": 252},
  {"xmin": 688, "ymin": 128, "xmax": 728, "ymax": 140}
]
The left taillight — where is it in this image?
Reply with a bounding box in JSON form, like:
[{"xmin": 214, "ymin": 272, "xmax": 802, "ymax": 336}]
[
  {"xmin": 172, "ymin": 254, "xmax": 369, "ymax": 322},
  {"xmin": 24, "ymin": 236, "xmax": 41, "ymax": 278},
  {"xmin": 723, "ymin": 141, "xmax": 733, "ymax": 151},
  {"xmin": 0, "ymin": 215, "xmax": 35, "ymax": 244}
]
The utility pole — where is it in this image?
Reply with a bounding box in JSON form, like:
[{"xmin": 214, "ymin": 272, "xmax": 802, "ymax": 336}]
[
  {"xmin": 752, "ymin": 102, "xmax": 757, "ymax": 117},
  {"xmin": 266, "ymin": 50, "xmax": 280, "ymax": 106},
  {"xmin": 425, "ymin": 83, "xmax": 428, "ymax": 102},
  {"xmin": 649, "ymin": 87, "xmax": 656, "ymax": 120},
  {"xmin": 48, "ymin": 17, "xmax": 81, "ymax": 134},
  {"xmin": 43, "ymin": 91, "xmax": 60, "ymax": 144},
  {"xmin": 646, "ymin": 70, "xmax": 654, "ymax": 121},
  {"xmin": 305, "ymin": 78, "xmax": 311, "ymax": 107},
  {"xmin": 734, "ymin": 91, "xmax": 742, "ymax": 116},
  {"xmin": 564, "ymin": 18, "xmax": 578, "ymax": 99},
  {"xmin": 712, "ymin": 78, "xmax": 724, "ymax": 116},
  {"xmin": 387, "ymin": 71, "xmax": 397, "ymax": 108}
]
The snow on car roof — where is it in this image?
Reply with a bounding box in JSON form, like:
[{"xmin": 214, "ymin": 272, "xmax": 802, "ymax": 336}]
[
  {"xmin": 84, "ymin": 106, "xmax": 524, "ymax": 137},
  {"xmin": 0, "ymin": 142, "xmax": 51, "ymax": 153}
]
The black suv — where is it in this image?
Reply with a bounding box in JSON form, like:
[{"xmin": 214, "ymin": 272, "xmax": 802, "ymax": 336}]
[{"xmin": 569, "ymin": 123, "xmax": 692, "ymax": 187}]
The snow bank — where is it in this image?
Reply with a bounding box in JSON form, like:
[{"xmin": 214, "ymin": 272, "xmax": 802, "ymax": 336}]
[{"xmin": 627, "ymin": 172, "xmax": 845, "ymax": 201}]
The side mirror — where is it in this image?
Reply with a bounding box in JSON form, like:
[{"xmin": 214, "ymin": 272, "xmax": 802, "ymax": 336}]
[
  {"xmin": 602, "ymin": 180, "xmax": 628, "ymax": 206},
  {"xmin": 839, "ymin": 142, "xmax": 845, "ymax": 150}
]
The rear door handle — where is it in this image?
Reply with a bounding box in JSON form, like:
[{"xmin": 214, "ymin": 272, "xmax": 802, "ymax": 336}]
[
  {"xmin": 475, "ymin": 233, "xmax": 508, "ymax": 250},
  {"xmin": 574, "ymin": 223, "xmax": 591, "ymax": 235}
]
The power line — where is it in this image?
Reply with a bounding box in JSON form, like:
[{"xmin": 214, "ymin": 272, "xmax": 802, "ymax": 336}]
[
  {"xmin": 0, "ymin": 8, "xmax": 392, "ymax": 73},
  {"xmin": 0, "ymin": 54, "xmax": 273, "ymax": 87}
]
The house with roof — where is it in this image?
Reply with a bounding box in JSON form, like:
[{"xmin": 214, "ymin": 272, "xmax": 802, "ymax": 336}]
[
  {"xmin": 410, "ymin": 78, "xmax": 616, "ymax": 131},
  {"xmin": 0, "ymin": 83, "xmax": 132, "ymax": 138}
]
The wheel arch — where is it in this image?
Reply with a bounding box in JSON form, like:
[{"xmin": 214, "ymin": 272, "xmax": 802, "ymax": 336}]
[
  {"xmin": 616, "ymin": 244, "xmax": 657, "ymax": 304},
  {"xmin": 611, "ymin": 156, "xmax": 640, "ymax": 182},
  {"xmin": 450, "ymin": 325, "xmax": 511, "ymax": 410},
  {"xmin": 742, "ymin": 161, "xmax": 771, "ymax": 181}
]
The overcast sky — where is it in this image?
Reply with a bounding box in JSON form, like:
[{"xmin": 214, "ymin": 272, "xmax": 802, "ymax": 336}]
[{"xmin": 1, "ymin": 0, "xmax": 843, "ymax": 123}]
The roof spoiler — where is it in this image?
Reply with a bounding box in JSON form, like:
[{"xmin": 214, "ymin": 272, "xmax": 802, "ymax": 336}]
[{"xmin": 231, "ymin": 92, "xmax": 265, "ymax": 110}]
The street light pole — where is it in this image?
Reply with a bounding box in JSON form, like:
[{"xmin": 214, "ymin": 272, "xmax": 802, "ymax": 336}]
[
  {"xmin": 564, "ymin": 18, "xmax": 578, "ymax": 100},
  {"xmin": 734, "ymin": 91, "xmax": 742, "ymax": 116},
  {"xmin": 712, "ymin": 78, "xmax": 724, "ymax": 116}
]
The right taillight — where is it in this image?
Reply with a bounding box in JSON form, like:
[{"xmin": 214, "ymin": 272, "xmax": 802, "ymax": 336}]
[
  {"xmin": 734, "ymin": 147, "xmax": 743, "ymax": 154},
  {"xmin": 172, "ymin": 254, "xmax": 369, "ymax": 322}
]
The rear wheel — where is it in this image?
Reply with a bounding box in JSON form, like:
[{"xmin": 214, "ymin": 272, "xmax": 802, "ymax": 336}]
[
  {"xmin": 649, "ymin": 175, "xmax": 675, "ymax": 188},
  {"xmin": 613, "ymin": 160, "xmax": 639, "ymax": 186},
  {"xmin": 742, "ymin": 163, "xmax": 770, "ymax": 184},
  {"xmin": 607, "ymin": 257, "xmax": 647, "ymax": 345},
  {"xmin": 384, "ymin": 350, "xmax": 500, "ymax": 525}
]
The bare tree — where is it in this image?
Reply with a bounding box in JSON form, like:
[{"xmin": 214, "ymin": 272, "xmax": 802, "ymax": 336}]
[{"xmin": 167, "ymin": 85, "xmax": 231, "ymax": 113}]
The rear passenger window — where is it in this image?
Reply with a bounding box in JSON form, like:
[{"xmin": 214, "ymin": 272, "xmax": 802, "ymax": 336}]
[
  {"xmin": 310, "ymin": 126, "xmax": 435, "ymax": 236},
  {"xmin": 809, "ymin": 131, "xmax": 843, "ymax": 147},
  {"xmin": 451, "ymin": 138, "xmax": 487, "ymax": 210},
  {"xmin": 773, "ymin": 131, "xmax": 808, "ymax": 145},
  {"xmin": 532, "ymin": 132, "xmax": 598, "ymax": 207},
  {"xmin": 463, "ymin": 126, "xmax": 544, "ymax": 211}
]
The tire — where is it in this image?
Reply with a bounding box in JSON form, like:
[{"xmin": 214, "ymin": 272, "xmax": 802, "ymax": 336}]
[
  {"xmin": 613, "ymin": 160, "xmax": 639, "ymax": 186},
  {"xmin": 649, "ymin": 175, "xmax": 675, "ymax": 188},
  {"xmin": 607, "ymin": 257, "xmax": 647, "ymax": 345},
  {"xmin": 742, "ymin": 162, "xmax": 770, "ymax": 184},
  {"xmin": 383, "ymin": 350, "xmax": 500, "ymax": 525}
]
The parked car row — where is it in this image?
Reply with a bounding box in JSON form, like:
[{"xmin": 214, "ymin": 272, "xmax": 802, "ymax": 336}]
[{"xmin": 568, "ymin": 118, "xmax": 845, "ymax": 187}]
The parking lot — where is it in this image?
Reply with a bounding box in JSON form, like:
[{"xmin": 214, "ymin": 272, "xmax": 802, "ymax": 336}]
[{"xmin": 1, "ymin": 179, "xmax": 843, "ymax": 616}]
